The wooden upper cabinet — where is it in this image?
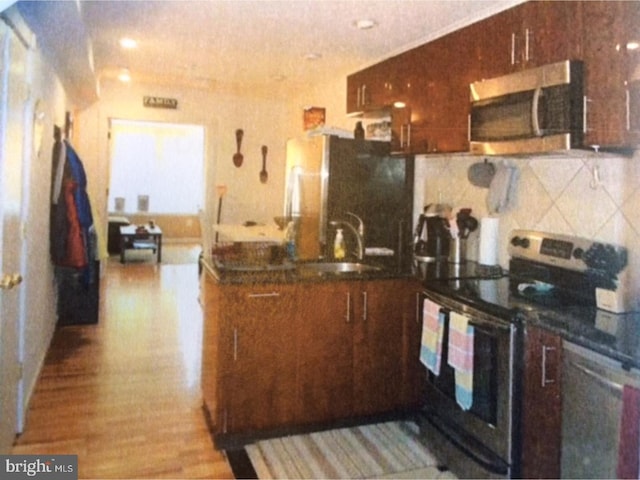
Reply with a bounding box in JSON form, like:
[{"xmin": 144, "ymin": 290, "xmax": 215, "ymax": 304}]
[
  {"xmin": 626, "ymin": 1, "xmax": 640, "ymax": 145},
  {"xmin": 346, "ymin": 63, "xmax": 393, "ymax": 114},
  {"xmin": 466, "ymin": 2, "xmax": 579, "ymax": 79},
  {"xmin": 582, "ymin": 1, "xmax": 640, "ymax": 148},
  {"xmin": 347, "ymin": 0, "xmax": 636, "ymax": 151}
]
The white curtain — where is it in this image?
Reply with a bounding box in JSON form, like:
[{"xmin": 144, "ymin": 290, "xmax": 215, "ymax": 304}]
[{"xmin": 108, "ymin": 119, "xmax": 205, "ymax": 214}]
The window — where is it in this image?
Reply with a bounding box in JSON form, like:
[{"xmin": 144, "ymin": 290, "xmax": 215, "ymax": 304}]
[{"xmin": 108, "ymin": 119, "xmax": 205, "ymax": 214}]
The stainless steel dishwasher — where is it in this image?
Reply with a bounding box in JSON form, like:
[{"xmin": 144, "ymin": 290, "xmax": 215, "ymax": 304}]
[{"xmin": 562, "ymin": 341, "xmax": 640, "ymax": 479}]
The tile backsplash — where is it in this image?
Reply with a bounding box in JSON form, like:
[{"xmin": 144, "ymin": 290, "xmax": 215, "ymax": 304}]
[{"xmin": 414, "ymin": 149, "xmax": 640, "ymax": 310}]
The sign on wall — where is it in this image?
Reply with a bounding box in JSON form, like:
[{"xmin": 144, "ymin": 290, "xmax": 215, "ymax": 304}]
[{"xmin": 143, "ymin": 96, "xmax": 178, "ymax": 109}]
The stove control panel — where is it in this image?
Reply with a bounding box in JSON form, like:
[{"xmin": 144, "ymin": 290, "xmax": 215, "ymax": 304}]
[{"xmin": 509, "ymin": 230, "xmax": 628, "ymax": 275}]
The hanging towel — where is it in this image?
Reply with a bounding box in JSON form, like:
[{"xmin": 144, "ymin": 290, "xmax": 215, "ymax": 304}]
[
  {"xmin": 448, "ymin": 311, "xmax": 474, "ymax": 410},
  {"xmin": 420, "ymin": 299, "xmax": 445, "ymax": 375},
  {"xmin": 486, "ymin": 160, "xmax": 520, "ymax": 215},
  {"xmin": 617, "ymin": 385, "xmax": 640, "ymax": 479}
]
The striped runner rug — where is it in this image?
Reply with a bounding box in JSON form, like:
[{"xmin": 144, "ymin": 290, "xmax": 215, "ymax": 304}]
[{"xmin": 245, "ymin": 421, "xmax": 455, "ymax": 479}]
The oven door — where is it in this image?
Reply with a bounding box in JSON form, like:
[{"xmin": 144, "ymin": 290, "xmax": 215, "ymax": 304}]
[{"xmin": 419, "ymin": 289, "xmax": 520, "ymax": 478}]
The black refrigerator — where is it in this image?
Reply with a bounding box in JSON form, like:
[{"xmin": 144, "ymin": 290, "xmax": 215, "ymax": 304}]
[{"xmin": 285, "ymin": 134, "xmax": 414, "ymax": 269}]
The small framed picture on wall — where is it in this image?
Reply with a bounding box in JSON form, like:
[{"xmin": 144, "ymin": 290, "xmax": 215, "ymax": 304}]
[{"xmin": 303, "ymin": 107, "xmax": 325, "ymax": 131}]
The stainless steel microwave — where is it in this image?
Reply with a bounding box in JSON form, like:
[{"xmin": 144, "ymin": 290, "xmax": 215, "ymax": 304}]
[{"xmin": 469, "ymin": 60, "xmax": 584, "ymax": 155}]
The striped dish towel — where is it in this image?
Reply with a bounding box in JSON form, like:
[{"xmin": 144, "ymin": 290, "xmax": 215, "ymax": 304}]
[
  {"xmin": 448, "ymin": 311, "xmax": 474, "ymax": 410},
  {"xmin": 419, "ymin": 299, "xmax": 445, "ymax": 375}
]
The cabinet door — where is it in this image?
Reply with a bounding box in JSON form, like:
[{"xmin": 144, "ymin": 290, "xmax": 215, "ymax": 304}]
[
  {"xmin": 466, "ymin": 7, "xmax": 520, "ymax": 79},
  {"xmin": 402, "ymin": 282, "xmax": 427, "ymax": 409},
  {"xmin": 582, "ymin": 1, "xmax": 629, "ymax": 147},
  {"xmin": 624, "ymin": 1, "xmax": 640, "ymax": 145},
  {"xmin": 297, "ymin": 281, "xmax": 354, "ymax": 424},
  {"xmin": 225, "ymin": 284, "xmax": 299, "ymax": 433},
  {"xmin": 518, "ymin": 1, "xmax": 580, "ymax": 69},
  {"xmin": 346, "ymin": 64, "xmax": 391, "ymax": 114},
  {"xmin": 353, "ymin": 280, "xmax": 405, "ymax": 415},
  {"xmin": 521, "ymin": 326, "xmax": 563, "ymax": 479}
]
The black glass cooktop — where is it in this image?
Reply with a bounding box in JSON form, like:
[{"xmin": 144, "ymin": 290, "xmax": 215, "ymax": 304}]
[{"xmin": 419, "ymin": 260, "xmax": 640, "ymax": 368}]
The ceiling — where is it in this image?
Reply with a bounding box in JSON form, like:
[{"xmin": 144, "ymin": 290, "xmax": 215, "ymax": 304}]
[{"xmin": 14, "ymin": 0, "xmax": 523, "ymax": 99}]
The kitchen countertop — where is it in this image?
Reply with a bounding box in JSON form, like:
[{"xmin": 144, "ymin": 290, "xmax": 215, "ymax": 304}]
[
  {"xmin": 421, "ymin": 273, "xmax": 640, "ymax": 370},
  {"xmin": 200, "ymin": 256, "xmax": 414, "ymax": 285}
]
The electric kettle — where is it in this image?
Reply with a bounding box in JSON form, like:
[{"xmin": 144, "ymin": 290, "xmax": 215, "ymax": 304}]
[{"xmin": 413, "ymin": 204, "xmax": 451, "ymax": 263}]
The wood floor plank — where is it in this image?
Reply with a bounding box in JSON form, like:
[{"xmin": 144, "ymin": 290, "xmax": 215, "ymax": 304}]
[{"xmin": 12, "ymin": 257, "xmax": 235, "ymax": 479}]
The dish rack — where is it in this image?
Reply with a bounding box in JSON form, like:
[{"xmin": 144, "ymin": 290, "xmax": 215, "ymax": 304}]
[{"xmin": 211, "ymin": 242, "xmax": 292, "ymax": 271}]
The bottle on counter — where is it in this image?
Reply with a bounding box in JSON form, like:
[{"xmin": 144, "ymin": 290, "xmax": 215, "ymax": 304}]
[
  {"xmin": 334, "ymin": 228, "xmax": 346, "ymax": 260},
  {"xmin": 354, "ymin": 121, "xmax": 365, "ymax": 140},
  {"xmin": 285, "ymin": 221, "xmax": 297, "ymax": 261}
]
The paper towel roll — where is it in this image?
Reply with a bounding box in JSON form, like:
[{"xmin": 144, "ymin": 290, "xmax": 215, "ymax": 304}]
[{"xmin": 479, "ymin": 217, "xmax": 500, "ymax": 266}]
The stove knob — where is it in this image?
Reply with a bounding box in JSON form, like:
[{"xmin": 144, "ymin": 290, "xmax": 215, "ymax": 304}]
[
  {"xmin": 573, "ymin": 247, "xmax": 584, "ymax": 260},
  {"xmin": 511, "ymin": 236, "xmax": 530, "ymax": 248}
]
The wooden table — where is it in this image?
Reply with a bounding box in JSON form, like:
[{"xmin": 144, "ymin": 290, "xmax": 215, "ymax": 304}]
[{"xmin": 120, "ymin": 225, "xmax": 163, "ymax": 264}]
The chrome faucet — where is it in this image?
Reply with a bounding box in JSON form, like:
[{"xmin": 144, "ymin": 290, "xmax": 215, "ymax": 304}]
[{"xmin": 330, "ymin": 212, "xmax": 365, "ymax": 260}]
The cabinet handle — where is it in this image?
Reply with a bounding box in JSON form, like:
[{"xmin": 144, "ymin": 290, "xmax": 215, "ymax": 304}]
[
  {"xmin": 345, "ymin": 292, "xmax": 351, "ymax": 323},
  {"xmin": 525, "ymin": 28, "xmax": 532, "ymax": 62},
  {"xmin": 583, "ymin": 96, "xmax": 593, "ymax": 134},
  {"xmin": 407, "ymin": 124, "xmax": 411, "ymax": 148},
  {"xmin": 626, "ymin": 88, "xmax": 631, "ymax": 131},
  {"xmin": 247, "ymin": 292, "xmax": 280, "ymax": 298},
  {"xmin": 511, "ymin": 32, "xmax": 517, "ymax": 65},
  {"xmin": 233, "ymin": 328, "xmax": 238, "ymax": 361},
  {"xmin": 362, "ymin": 84, "xmax": 367, "ymax": 107},
  {"xmin": 416, "ymin": 292, "xmax": 421, "ymax": 324},
  {"xmin": 541, "ymin": 345, "xmax": 556, "ymax": 387},
  {"xmin": 357, "ymin": 86, "xmax": 361, "ymax": 108},
  {"xmin": 362, "ymin": 291, "xmax": 368, "ymax": 321}
]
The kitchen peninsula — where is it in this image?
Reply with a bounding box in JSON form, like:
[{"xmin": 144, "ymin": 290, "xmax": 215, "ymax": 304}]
[{"xmin": 199, "ymin": 256, "xmax": 424, "ymax": 448}]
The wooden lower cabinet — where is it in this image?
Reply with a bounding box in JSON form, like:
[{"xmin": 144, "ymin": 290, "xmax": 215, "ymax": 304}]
[
  {"xmin": 297, "ymin": 281, "xmax": 354, "ymax": 423},
  {"xmin": 353, "ymin": 279, "xmax": 407, "ymax": 415},
  {"xmin": 224, "ymin": 283, "xmax": 299, "ymax": 434},
  {"xmin": 521, "ymin": 325, "xmax": 563, "ymax": 479},
  {"xmin": 201, "ymin": 271, "xmax": 419, "ymax": 441}
]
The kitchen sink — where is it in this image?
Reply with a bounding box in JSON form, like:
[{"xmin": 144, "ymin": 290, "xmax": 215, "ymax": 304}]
[{"xmin": 297, "ymin": 262, "xmax": 382, "ymax": 275}]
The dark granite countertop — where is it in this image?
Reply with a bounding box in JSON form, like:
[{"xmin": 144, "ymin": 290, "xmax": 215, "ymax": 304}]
[
  {"xmin": 420, "ymin": 273, "xmax": 640, "ymax": 370},
  {"xmin": 200, "ymin": 256, "xmax": 415, "ymax": 285}
]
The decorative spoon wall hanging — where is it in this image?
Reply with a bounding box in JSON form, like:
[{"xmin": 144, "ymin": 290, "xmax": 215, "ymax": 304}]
[
  {"xmin": 260, "ymin": 145, "xmax": 268, "ymax": 183},
  {"xmin": 233, "ymin": 129, "xmax": 244, "ymax": 167}
]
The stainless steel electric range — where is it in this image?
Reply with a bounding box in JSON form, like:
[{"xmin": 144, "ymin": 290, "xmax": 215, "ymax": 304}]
[{"xmin": 416, "ymin": 230, "xmax": 635, "ymax": 479}]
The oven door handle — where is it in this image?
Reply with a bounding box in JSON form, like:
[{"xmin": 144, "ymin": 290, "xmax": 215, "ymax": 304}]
[{"xmin": 467, "ymin": 318, "xmax": 512, "ymax": 333}]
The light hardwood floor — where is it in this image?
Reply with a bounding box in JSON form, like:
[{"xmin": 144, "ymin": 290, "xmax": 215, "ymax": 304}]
[{"xmin": 12, "ymin": 257, "xmax": 235, "ymax": 479}]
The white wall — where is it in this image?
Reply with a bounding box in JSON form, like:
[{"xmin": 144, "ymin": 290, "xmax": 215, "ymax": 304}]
[{"xmin": 75, "ymin": 79, "xmax": 294, "ymax": 240}]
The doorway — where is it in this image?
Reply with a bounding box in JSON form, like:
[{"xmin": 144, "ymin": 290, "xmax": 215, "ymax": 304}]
[{"xmin": 108, "ymin": 119, "xmax": 205, "ymax": 217}]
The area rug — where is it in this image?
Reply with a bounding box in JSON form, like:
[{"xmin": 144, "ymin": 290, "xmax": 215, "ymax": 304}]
[{"xmin": 244, "ymin": 421, "xmax": 455, "ymax": 479}]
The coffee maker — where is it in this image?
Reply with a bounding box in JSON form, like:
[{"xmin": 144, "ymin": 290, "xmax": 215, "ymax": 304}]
[{"xmin": 413, "ymin": 204, "xmax": 451, "ymax": 263}]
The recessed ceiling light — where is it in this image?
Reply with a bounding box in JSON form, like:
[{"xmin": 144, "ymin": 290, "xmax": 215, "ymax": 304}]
[
  {"xmin": 118, "ymin": 68, "xmax": 131, "ymax": 82},
  {"xmin": 628, "ymin": 41, "xmax": 640, "ymax": 51},
  {"xmin": 119, "ymin": 37, "xmax": 138, "ymax": 49},
  {"xmin": 304, "ymin": 53, "xmax": 322, "ymax": 61},
  {"xmin": 353, "ymin": 19, "xmax": 377, "ymax": 30}
]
